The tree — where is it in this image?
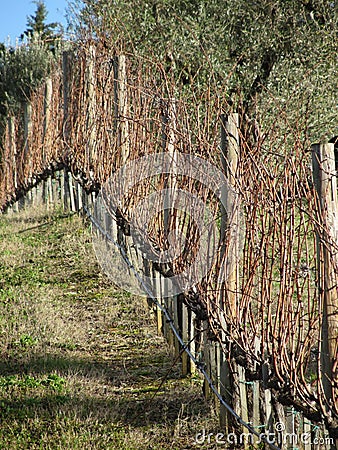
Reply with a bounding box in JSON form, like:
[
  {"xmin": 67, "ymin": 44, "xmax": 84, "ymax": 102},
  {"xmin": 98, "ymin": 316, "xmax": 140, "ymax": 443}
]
[
  {"xmin": 20, "ymin": 0, "xmax": 61, "ymax": 50},
  {"xmin": 0, "ymin": 38, "xmax": 57, "ymax": 153},
  {"xmin": 73, "ymin": 0, "xmax": 337, "ymax": 143},
  {"xmin": 0, "ymin": 1, "xmax": 62, "ymax": 137},
  {"xmin": 0, "ymin": 41, "xmax": 55, "ymax": 107}
]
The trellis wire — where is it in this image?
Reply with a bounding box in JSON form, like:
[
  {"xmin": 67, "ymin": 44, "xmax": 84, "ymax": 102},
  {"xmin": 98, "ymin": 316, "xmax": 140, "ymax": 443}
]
[
  {"xmin": 0, "ymin": 39, "xmax": 337, "ymax": 443},
  {"xmin": 83, "ymin": 204, "xmax": 282, "ymax": 450}
]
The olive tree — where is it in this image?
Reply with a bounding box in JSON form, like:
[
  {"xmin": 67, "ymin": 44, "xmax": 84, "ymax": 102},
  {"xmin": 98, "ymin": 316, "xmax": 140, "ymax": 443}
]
[{"xmin": 72, "ymin": 0, "xmax": 337, "ymax": 142}]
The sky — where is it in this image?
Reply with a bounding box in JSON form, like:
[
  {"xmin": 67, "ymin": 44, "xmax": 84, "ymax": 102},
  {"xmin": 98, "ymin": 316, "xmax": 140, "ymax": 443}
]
[{"xmin": 0, "ymin": 0, "xmax": 73, "ymax": 45}]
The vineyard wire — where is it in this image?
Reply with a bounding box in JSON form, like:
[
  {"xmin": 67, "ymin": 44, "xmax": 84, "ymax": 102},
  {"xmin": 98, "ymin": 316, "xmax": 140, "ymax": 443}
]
[{"xmin": 83, "ymin": 204, "xmax": 282, "ymax": 450}]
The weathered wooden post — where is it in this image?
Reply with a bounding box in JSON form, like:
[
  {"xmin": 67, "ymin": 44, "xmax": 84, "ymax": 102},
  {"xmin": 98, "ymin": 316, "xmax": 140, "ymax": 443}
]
[
  {"xmin": 153, "ymin": 268, "xmax": 163, "ymax": 335},
  {"xmin": 62, "ymin": 51, "xmax": 71, "ymax": 211},
  {"xmin": 219, "ymin": 112, "xmax": 241, "ymax": 433},
  {"xmin": 312, "ymin": 142, "xmax": 338, "ymax": 447},
  {"xmin": 159, "ymin": 98, "xmax": 183, "ymax": 368},
  {"xmin": 68, "ymin": 172, "xmax": 77, "ymax": 212},
  {"xmin": 219, "ymin": 336, "xmax": 234, "ymax": 428},
  {"xmin": 8, "ymin": 116, "xmax": 19, "ymax": 212},
  {"xmin": 8, "ymin": 117, "xmax": 17, "ymax": 191},
  {"xmin": 61, "ymin": 169, "xmax": 70, "ymax": 211},
  {"xmin": 24, "ymin": 103, "xmax": 32, "ymax": 162},
  {"xmin": 62, "ymin": 51, "xmax": 70, "ymax": 145},
  {"xmin": 42, "ymin": 78, "xmax": 53, "ymax": 207},
  {"xmin": 190, "ymin": 311, "xmax": 197, "ymax": 374},
  {"xmin": 202, "ymin": 323, "xmax": 212, "ymax": 400},
  {"xmin": 76, "ymin": 181, "xmax": 83, "ymax": 211},
  {"xmin": 115, "ymin": 54, "xmax": 129, "ymax": 166},
  {"xmin": 43, "ymin": 78, "xmax": 52, "ymax": 159},
  {"xmin": 210, "ymin": 341, "xmax": 220, "ymax": 395},
  {"xmin": 181, "ymin": 302, "xmax": 189, "ymax": 375},
  {"xmin": 252, "ymin": 337, "xmax": 261, "ymax": 431},
  {"xmin": 220, "ymin": 113, "xmax": 240, "ymax": 316},
  {"xmin": 86, "ymin": 45, "xmax": 96, "ymax": 167},
  {"xmin": 262, "ymin": 358, "xmax": 273, "ymax": 433},
  {"xmin": 43, "ymin": 176, "xmax": 53, "ymax": 209},
  {"xmin": 21, "ymin": 102, "xmax": 33, "ymax": 209}
]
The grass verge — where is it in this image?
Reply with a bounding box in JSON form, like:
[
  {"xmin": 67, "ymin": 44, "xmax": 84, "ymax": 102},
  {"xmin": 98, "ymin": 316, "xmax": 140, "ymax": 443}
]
[{"xmin": 0, "ymin": 204, "xmax": 218, "ymax": 449}]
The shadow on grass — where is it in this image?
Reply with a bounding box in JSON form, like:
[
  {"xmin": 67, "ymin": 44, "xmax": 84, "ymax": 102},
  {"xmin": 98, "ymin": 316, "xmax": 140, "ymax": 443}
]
[
  {"xmin": 0, "ymin": 351, "xmax": 207, "ymax": 430},
  {"xmin": 4, "ymin": 211, "xmax": 74, "ymax": 227},
  {"xmin": 0, "ymin": 391, "xmax": 205, "ymax": 427},
  {"xmin": 0, "ymin": 349, "xmax": 180, "ymax": 381}
]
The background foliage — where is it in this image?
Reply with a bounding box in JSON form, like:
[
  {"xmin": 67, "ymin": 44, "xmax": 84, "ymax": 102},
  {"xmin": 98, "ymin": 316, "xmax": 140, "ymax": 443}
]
[
  {"xmin": 73, "ymin": 0, "xmax": 337, "ymax": 142},
  {"xmin": 0, "ymin": 0, "xmax": 62, "ymax": 135}
]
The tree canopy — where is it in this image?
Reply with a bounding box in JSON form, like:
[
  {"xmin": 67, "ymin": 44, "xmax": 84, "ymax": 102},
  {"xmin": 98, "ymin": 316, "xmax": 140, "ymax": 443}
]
[
  {"xmin": 20, "ymin": 0, "xmax": 61, "ymax": 47},
  {"xmin": 0, "ymin": 1, "xmax": 62, "ymax": 129},
  {"xmin": 74, "ymin": 0, "xmax": 337, "ymax": 142}
]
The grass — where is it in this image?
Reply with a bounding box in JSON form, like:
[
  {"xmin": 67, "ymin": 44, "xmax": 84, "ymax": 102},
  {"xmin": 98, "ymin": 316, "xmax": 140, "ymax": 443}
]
[{"xmin": 0, "ymin": 203, "xmax": 218, "ymax": 449}]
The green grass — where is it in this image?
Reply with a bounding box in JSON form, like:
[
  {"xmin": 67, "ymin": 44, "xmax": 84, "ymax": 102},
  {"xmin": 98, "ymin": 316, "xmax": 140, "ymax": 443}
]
[{"xmin": 0, "ymin": 204, "xmax": 218, "ymax": 449}]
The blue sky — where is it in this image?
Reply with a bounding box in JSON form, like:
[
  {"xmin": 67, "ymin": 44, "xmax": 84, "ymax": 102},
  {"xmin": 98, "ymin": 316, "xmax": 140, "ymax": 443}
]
[{"xmin": 0, "ymin": 1, "xmax": 72, "ymax": 45}]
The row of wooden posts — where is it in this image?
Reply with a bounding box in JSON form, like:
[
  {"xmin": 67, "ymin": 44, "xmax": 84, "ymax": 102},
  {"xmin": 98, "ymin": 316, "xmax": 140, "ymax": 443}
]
[
  {"xmin": 8, "ymin": 169, "xmax": 94, "ymax": 213},
  {"xmin": 2, "ymin": 48, "xmax": 336, "ymax": 448},
  {"xmin": 6, "ymin": 138, "xmax": 336, "ymax": 450}
]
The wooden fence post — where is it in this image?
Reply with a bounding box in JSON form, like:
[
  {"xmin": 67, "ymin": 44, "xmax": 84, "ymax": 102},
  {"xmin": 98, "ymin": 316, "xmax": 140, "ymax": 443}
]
[
  {"xmin": 35, "ymin": 182, "xmax": 43, "ymax": 207},
  {"xmin": 76, "ymin": 181, "xmax": 83, "ymax": 211},
  {"xmin": 116, "ymin": 54, "xmax": 129, "ymax": 166},
  {"xmin": 47, "ymin": 177, "xmax": 53, "ymax": 208},
  {"xmin": 7, "ymin": 116, "xmax": 19, "ymax": 212},
  {"xmin": 61, "ymin": 169, "xmax": 70, "ymax": 211},
  {"xmin": 312, "ymin": 143, "xmax": 338, "ymax": 447},
  {"xmin": 303, "ymin": 420, "xmax": 312, "ymax": 450},
  {"xmin": 237, "ymin": 365, "xmax": 249, "ymax": 448},
  {"xmin": 190, "ymin": 312, "xmax": 197, "ymax": 373},
  {"xmin": 26, "ymin": 189, "xmax": 33, "ymax": 206},
  {"xmin": 181, "ymin": 302, "xmax": 189, "ymax": 375},
  {"xmin": 42, "ymin": 77, "xmax": 52, "ymax": 208},
  {"xmin": 219, "ymin": 333, "xmax": 233, "ymax": 430},
  {"xmin": 62, "ymin": 51, "xmax": 71, "ymax": 147},
  {"xmin": 43, "ymin": 77, "xmax": 52, "ymax": 163},
  {"xmin": 202, "ymin": 324, "xmax": 212, "ymax": 400},
  {"xmin": 62, "ymin": 51, "xmax": 71, "ymax": 211},
  {"xmin": 209, "ymin": 342, "xmax": 218, "ymax": 403},
  {"xmin": 165, "ymin": 289, "xmax": 175, "ymax": 353},
  {"xmin": 220, "ymin": 113, "xmax": 240, "ymax": 317},
  {"xmin": 86, "ymin": 45, "xmax": 96, "ymax": 166},
  {"xmin": 219, "ymin": 113, "xmax": 240, "ymax": 430},
  {"xmin": 68, "ymin": 173, "xmax": 76, "ymax": 212},
  {"xmin": 8, "ymin": 117, "xmax": 17, "ymax": 191},
  {"xmin": 24, "ymin": 102, "xmax": 33, "ymax": 185},
  {"xmin": 262, "ymin": 357, "xmax": 273, "ymax": 433},
  {"xmin": 52, "ymin": 175, "xmax": 59, "ymax": 204},
  {"xmin": 161, "ymin": 98, "xmax": 181, "ymax": 367},
  {"xmin": 252, "ymin": 337, "xmax": 261, "ymax": 432},
  {"xmin": 150, "ymin": 264, "xmax": 162, "ymax": 335},
  {"xmin": 81, "ymin": 182, "xmax": 87, "ymax": 211}
]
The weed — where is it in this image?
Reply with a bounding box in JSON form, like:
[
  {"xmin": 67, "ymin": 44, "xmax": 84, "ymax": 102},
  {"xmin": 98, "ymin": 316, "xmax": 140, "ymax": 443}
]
[
  {"xmin": 41, "ymin": 374, "xmax": 66, "ymax": 392},
  {"xmin": 0, "ymin": 373, "xmax": 65, "ymax": 392},
  {"xmin": 17, "ymin": 334, "xmax": 38, "ymax": 348}
]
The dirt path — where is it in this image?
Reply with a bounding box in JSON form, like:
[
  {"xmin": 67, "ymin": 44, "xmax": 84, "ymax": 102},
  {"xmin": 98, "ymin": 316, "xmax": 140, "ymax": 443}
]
[{"xmin": 0, "ymin": 205, "xmax": 217, "ymax": 449}]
